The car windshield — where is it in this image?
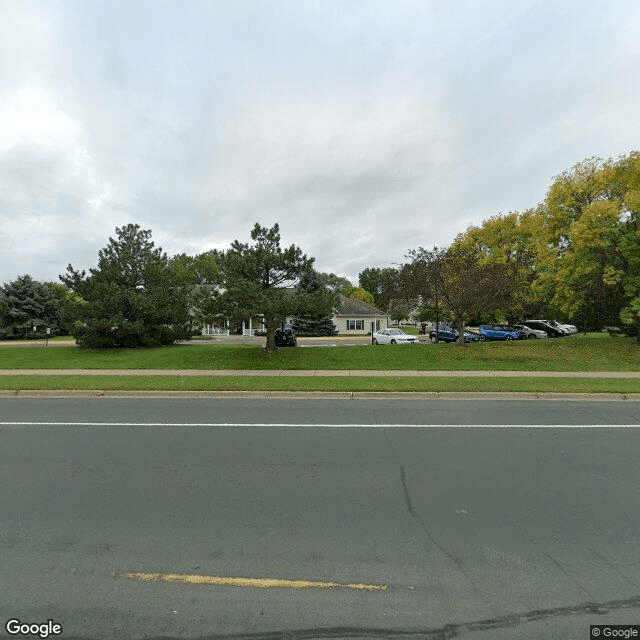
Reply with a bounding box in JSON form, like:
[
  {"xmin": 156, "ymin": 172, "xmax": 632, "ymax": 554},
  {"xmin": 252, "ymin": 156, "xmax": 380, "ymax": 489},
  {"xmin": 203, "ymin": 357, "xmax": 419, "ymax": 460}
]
[{"xmin": 388, "ymin": 329, "xmax": 406, "ymax": 335}]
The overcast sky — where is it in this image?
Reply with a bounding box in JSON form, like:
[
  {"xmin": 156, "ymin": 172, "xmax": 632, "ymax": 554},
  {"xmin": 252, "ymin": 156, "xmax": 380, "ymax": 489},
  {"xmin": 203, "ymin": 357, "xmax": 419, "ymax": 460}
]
[{"xmin": 1, "ymin": 0, "xmax": 639, "ymax": 285}]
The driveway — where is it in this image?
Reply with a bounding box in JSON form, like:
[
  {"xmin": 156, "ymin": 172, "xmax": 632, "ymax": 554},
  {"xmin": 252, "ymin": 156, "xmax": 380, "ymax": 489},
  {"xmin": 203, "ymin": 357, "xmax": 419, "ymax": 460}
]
[{"xmin": 0, "ymin": 335, "xmax": 426, "ymax": 348}]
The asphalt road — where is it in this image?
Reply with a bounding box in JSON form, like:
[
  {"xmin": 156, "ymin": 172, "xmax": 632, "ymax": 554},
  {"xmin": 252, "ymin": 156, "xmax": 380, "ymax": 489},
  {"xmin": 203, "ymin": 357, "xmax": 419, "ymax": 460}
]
[{"xmin": 1, "ymin": 398, "xmax": 639, "ymax": 640}]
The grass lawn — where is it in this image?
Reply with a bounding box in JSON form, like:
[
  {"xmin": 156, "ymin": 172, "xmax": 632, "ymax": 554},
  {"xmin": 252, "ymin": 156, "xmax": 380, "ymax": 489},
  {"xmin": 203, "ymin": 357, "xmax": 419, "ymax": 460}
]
[
  {"xmin": 0, "ymin": 334, "xmax": 638, "ymax": 371},
  {"xmin": 1, "ymin": 375, "xmax": 639, "ymax": 394}
]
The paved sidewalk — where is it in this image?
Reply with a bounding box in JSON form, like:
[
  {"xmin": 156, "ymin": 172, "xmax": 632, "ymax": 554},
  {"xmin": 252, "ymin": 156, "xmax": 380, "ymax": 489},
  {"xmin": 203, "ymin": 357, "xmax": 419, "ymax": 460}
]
[{"xmin": 1, "ymin": 369, "xmax": 640, "ymax": 377}]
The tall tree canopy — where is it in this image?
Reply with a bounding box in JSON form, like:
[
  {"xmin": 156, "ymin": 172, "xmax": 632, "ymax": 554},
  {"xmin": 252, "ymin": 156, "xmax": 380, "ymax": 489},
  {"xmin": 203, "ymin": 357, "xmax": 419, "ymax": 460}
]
[
  {"xmin": 207, "ymin": 223, "xmax": 332, "ymax": 352},
  {"xmin": 438, "ymin": 243, "xmax": 512, "ymax": 342},
  {"xmin": 453, "ymin": 210, "xmax": 541, "ymax": 322},
  {"xmin": 532, "ymin": 153, "xmax": 640, "ymax": 332},
  {"xmin": 342, "ymin": 286, "xmax": 375, "ymax": 305},
  {"xmin": 316, "ymin": 272, "xmax": 353, "ymax": 293},
  {"xmin": 61, "ymin": 223, "xmax": 192, "ymax": 347},
  {"xmin": 400, "ymin": 244, "xmax": 511, "ymax": 344},
  {"xmin": 358, "ymin": 267, "xmax": 397, "ymax": 309}
]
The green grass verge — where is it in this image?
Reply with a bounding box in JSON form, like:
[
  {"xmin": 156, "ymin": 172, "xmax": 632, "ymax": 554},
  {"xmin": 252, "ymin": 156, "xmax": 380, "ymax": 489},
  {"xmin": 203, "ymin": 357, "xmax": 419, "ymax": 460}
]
[
  {"xmin": 0, "ymin": 375, "xmax": 638, "ymax": 393},
  {"xmin": 0, "ymin": 334, "xmax": 638, "ymax": 371}
]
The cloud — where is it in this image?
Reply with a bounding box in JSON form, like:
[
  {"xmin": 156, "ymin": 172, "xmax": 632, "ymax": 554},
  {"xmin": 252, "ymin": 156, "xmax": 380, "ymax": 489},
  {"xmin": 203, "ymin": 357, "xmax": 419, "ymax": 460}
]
[
  {"xmin": 0, "ymin": 87, "xmax": 115, "ymax": 281},
  {"xmin": 147, "ymin": 79, "xmax": 458, "ymax": 264},
  {"xmin": 1, "ymin": 0, "xmax": 639, "ymax": 285}
]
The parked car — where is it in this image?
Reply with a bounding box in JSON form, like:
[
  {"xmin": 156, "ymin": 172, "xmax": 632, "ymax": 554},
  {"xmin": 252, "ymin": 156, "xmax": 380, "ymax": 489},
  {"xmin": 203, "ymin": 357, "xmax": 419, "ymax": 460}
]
[
  {"xmin": 464, "ymin": 330, "xmax": 481, "ymax": 343},
  {"xmin": 478, "ymin": 324, "xmax": 524, "ymax": 341},
  {"xmin": 551, "ymin": 321, "xmax": 577, "ymax": 334},
  {"xmin": 513, "ymin": 323, "xmax": 548, "ymax": 339},
  {"xmin": 372, "ymin": 328, "xmax": 420, "ymax": 345},
  {"xmin": 429, "ymin": 325, "xmax": 478, "ymax": 343},
  {"xmin": 429, "ymin": 324, "xmax": 459, "ymax": 343},
  {"xmin": 521, "ymin": 320, "xmax": 566, "ymax": 338},
  {"xmin": 274, "ymin": 327, "xmax": 297, "ymax": 347}
]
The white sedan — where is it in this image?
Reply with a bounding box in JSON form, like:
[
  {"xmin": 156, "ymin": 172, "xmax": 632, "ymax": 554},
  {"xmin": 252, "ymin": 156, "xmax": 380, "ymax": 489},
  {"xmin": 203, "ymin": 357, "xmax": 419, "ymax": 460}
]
[
  {"xmin": 372, "ymin": 328, "xmax": 420, "ymax": 345},
  {"xmin": 552, "ymin": 321, "xmax": 578, "ymax": 334},
  {"xmin": 514, "ymin": 323, "xmax": 548, "ymax": 339}
]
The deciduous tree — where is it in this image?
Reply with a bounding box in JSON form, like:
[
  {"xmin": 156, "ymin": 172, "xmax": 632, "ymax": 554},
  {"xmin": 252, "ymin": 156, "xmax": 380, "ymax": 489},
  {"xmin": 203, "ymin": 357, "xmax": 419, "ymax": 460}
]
[
  {"xmin": 316, "ymin": 272, "xmax": 352, "ymax": 293},
  {"xmin": 343, "ymin": 286, "xmax": 375, "ymax": 305},
  {"xmin": 438, "ymin": 243, "xmax": 513, "ymax": 344},
  {"xmin": 358, "ymin": 267, "xmax": 397, "ymax": 308},
  {"xmin": 390, "ymin": 308, "xmax": 409, "ymax": 325}
]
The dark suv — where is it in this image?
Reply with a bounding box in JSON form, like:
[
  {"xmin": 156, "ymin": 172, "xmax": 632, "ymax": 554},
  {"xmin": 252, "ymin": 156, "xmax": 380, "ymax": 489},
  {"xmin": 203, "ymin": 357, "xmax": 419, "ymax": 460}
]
[{"xmin": 274, "ymin": 328, "xmax": 297, "ymax": 347}]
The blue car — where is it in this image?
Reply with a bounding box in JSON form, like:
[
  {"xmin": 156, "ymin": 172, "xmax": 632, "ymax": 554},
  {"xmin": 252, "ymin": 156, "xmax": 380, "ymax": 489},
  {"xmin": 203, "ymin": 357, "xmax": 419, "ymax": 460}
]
[
  {"xmin": 429, "ymin": 324, "xmax": 458, "ymax": 343},
  {"xmin": 430, "ymin": 325, "xmax": 480, "ymax": 343},
  {"xmin": 478, "ymin": 324, "xmax": 524, "ymax": 341}
]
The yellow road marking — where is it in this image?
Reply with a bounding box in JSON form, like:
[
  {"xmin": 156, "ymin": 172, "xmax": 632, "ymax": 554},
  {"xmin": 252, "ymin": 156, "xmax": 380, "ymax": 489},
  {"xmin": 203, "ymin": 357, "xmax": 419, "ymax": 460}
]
[{"xmin": 120, "ymin": 571, "xmax": 388, "ymax": 592}]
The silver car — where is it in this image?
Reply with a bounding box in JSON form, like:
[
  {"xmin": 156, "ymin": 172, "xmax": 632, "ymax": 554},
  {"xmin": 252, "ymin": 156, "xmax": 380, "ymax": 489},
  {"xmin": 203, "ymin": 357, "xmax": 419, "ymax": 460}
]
[
  {"xmin": 552, "ymin": 321, "xmax": 577, "ymax": 334},
  {"xmin": 372, "ymin": 328, "xmax": 420, "ymax": 345},
  {"xmin": 514, "ymin": 323, "xmax": 548, "ymax": 339}
]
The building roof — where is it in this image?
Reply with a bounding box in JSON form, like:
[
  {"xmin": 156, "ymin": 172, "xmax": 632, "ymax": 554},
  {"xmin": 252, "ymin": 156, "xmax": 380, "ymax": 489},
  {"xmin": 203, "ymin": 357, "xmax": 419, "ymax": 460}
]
[{"xmin": 336, "ymin": 293, "xmax": 386, "ymax": 316}]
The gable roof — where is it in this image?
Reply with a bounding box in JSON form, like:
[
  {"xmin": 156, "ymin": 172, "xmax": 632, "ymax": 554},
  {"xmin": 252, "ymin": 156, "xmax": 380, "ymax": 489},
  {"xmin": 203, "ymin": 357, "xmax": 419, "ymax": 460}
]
[{"xmin": 336, "ymin": 293, "xmax": 386, "ymax": 316}]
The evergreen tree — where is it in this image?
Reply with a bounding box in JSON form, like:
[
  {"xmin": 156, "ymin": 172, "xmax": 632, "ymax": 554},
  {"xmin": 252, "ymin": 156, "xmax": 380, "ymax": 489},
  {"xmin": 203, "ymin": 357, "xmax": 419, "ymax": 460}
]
[
  {"xmin": 61, "ymin": 223, "xmax": 192, "ymax": 347},
  {"xmin": 0, "ymin": 275, "xmax": 63, "ymax": 339},
  {"xmin": 205, "ymin": 223, "xmax": 333, "ymax": 352},
  {"xmin": 291, "ymin": 270, "xmax": 338, "ymax": 336}
]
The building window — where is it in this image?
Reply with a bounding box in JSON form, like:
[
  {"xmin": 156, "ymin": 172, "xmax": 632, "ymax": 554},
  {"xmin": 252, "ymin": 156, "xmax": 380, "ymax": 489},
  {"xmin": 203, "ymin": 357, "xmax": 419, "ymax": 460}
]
[{"xmin": 347, "ymin": 319, "xmax": 364, "ymax": 331}]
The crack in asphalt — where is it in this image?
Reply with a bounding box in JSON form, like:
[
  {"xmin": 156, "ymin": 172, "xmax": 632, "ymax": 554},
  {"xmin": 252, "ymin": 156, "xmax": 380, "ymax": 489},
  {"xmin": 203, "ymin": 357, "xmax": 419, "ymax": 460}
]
[
  {"xmin": 532, "ymin": 542, "xmax": 595, "ymax": 600},
  {"xmin": 37, "ymin": 593, "xmax": 640, "ymax": 640},
  {"xmin": 587, "ymin": 547, "xmax": 640, "ymax": 590},
  {"xmin": 399, "ymin": 466, "xmax": 498, "ymax": 618},
  {"xmin": 380, "ymin": 430, "xmax": 498, "ymax": 619}
]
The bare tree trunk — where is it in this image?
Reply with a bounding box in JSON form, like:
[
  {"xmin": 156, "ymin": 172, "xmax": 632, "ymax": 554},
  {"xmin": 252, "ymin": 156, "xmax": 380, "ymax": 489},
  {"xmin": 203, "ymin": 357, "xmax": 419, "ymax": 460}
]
[
  {"xmin": 264, "ymin": 314, "xmax": 278, "ymax": 354},
  {"xmin": 456, "ymin": 316, "xmax": 466, "ymax": 346}
]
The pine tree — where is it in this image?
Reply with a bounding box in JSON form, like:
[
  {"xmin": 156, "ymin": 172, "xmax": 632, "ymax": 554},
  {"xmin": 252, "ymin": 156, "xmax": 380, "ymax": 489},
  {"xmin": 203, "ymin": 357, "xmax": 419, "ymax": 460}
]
[
  {"xmin": 291, "ymin": 270, "xmax": 338, "ymax": 336},
  {"xmin": 206, "ymin": 224, "xmax": 334, "ymax": 351},
  {"xmin": 61, "ymin": 223, "xmax": 192, "ymax": 348}
]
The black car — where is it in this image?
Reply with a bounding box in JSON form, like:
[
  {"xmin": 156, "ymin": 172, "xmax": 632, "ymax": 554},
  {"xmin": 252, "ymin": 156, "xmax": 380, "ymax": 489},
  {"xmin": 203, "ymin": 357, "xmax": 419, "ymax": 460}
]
[
  {"xmin": 274, "ymin": 327, "xmax": 297, "ymax": 347},
  {"xmin": 521, "ymin": 320, "xmax": 566, "ymax": 338}
]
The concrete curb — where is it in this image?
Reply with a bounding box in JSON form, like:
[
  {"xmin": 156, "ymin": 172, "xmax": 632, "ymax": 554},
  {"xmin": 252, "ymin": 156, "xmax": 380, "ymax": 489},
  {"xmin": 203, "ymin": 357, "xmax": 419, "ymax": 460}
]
[
  {"xmin": 2, "ymin": 390, "xmax": 640, "ymax": 401},
  {"xmin": 2, "ymin": 369, "xmax": 640, "ymax": 377}
]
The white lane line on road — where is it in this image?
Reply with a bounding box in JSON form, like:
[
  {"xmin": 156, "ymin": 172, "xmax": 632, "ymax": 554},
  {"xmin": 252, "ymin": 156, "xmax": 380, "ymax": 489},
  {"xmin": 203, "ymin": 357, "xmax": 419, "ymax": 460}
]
[{"xmin": 0, "ymin": 422, "xmax": 639, "ymax": 428}]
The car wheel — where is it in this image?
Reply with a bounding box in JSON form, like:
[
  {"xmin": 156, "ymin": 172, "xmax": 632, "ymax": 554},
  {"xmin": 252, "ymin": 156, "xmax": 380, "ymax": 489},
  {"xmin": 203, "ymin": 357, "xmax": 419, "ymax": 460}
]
[
  {"xmin": 372, "ymin": 338, "xmax": 378, "ymax": 345},
  {"xmin": 430, "ymin": 336, "xmax": 438, "ymax": 343},
  {"xmin": 506, "ymin": 335, "xmax": 512, "ymax": 340},
  {"xmin": 527, "ymin": 333, "xmax": 536, "ymax": 339},
  {"xmin": 391, "ymin": 339, "xmax": 396, "ymax": 344},
  {"xmin": 479, "ymin": 335, "xmax": 486, "ymax": 341}
]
